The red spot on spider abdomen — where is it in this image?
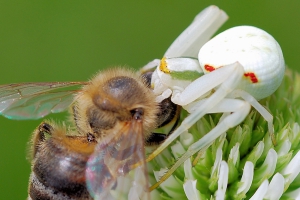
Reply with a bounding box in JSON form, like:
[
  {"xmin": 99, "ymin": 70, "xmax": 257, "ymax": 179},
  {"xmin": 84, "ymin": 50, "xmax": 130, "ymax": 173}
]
[
  {"xmin": 204, "ymin": 65, "xmax": 216, "ymax": 72},
  {"xmin": 244, "ymin": 72, "xmax": 258, "ymax": 83}
]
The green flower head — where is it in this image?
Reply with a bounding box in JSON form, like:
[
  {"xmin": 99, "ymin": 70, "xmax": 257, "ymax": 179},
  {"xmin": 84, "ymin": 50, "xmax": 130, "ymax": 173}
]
[{"xmin": 149, "ymin": 70, "xmax": 300, "ymax": 200}]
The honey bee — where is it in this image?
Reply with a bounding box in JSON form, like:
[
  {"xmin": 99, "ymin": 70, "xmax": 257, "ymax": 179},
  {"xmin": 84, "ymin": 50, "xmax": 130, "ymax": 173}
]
[{"xmin": 0, "ymin": 68, "xmax": 180, "ymax": 200}]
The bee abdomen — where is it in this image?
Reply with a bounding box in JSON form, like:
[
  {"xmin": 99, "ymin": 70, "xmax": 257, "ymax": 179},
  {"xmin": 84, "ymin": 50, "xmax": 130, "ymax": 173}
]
[
  {"xmin": 28, "ymin": 124, "xmax": 96, "ymax": 200},
  {"xmin": 28, "ymin": 172, "xmax": 92, "ymax": 200}
]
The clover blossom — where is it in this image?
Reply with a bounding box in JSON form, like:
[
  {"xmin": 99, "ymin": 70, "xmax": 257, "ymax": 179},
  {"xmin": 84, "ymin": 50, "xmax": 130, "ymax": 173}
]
[{"xmin": 148, "ymin": 70, "xmax": 300, "ymax": 200}]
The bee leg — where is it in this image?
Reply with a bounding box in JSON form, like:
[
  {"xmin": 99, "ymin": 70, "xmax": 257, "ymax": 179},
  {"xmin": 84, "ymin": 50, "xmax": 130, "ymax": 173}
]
[
  {"xmin": 38, "ymin": 122, "xmax": 53, "ymax": 137},
  {"xmin": 31, "ymin": 122, "xmax": 54, "ymax": 158},
  {"xmin": 146, "ymin": 103, "xmax": 181, "ymax": 146},
  {"xmin": 145, "ymin": 133, "xmax": 167, "ymax": 145}
]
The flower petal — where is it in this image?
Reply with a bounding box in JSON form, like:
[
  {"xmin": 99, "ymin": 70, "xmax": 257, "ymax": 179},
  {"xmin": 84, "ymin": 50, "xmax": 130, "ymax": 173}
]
[
  {"xmin": 229, "ymin": 143, "xmax": 240, "ymax": 165},
  {"xmin": 184, "ymin": 158, "xmax": 194, "ymax": 180},
  {"xmin": 264, "ymin": 173, "xmax": 284, "ymax": 200},
  {"xmin": 281, "ymin": 150, "xmax": 300, "ymax": 186},
  {"xmin": 283, "ymin": 188, "xmax": 300, "ymax": 199},
  {"xmin": 237, "ymin": 161, "xmax": 254, "ymax": 194},
  {"xmin": 184, "ymin": 180, "xmax": 201, "ymax": 200},
  {"xmin": 154, "ymin": 169, "xmax": 185, "ymax": 198},
  {"xmin": 180, "ymin": 131, "xmax": 195, "ymax": 148},
  {"xmin": 171, "ymin": 141, "xmax": 186, "ymax": 159},
  {"xmin": 215, "ymin": 161, "xmax": 229, "ymax": 200},
  {"xmin": 249, "ymin": 180, "xmax": 269, "ymax": 200},
  {"xmin": 211, "ymin": 146, "xmax": 223, "ymax": 177},
  {"xmin": 252, "ymin": 149, "xmax": 277, "ymax": 189}
]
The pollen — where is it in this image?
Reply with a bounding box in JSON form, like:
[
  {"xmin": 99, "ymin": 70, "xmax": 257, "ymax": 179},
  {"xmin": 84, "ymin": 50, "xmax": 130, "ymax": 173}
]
[
  {"xmin": 159, "ymin": 57, "xmax": 170, "ymax": 73},
  {"xmin": 244, "ymin": 72, "xmax": 258, "ymax": 83}
]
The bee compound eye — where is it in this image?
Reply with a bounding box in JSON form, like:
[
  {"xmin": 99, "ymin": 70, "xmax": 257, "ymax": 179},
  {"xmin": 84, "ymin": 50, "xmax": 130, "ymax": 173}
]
[{"xmin": 141, "ymin": 71, "xmax": 153, "ymax": 88}]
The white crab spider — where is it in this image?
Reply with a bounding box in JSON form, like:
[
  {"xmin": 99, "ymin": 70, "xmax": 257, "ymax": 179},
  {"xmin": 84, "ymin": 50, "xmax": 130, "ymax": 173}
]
[{"xmin": 144, "ymin": 6, "xmax": 285, "ymax": 189}]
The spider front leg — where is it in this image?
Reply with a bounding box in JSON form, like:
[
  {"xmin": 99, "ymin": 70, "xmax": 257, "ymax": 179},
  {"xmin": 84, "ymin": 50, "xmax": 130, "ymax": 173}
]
[
  {"xmin": 184, "ymin": 88, "xmax": 276, "ymax": 145},
  {"xmin": 165, "ymin": 5, "xmax": 228, "ymax": 57},
  {"xmin": 233, "ymin": 89, "xmax": 276, "ymax": 145},
  {"xmin": 146, "ymin": 62, "xmax": 244, "ymax": 162},
  {"xmin": 139, "ymin": 59, "xmax": 161, "ymax": 74},
  {"xmin": 150, "ymin": 97, "xmax": 251, "ymax": 190}
]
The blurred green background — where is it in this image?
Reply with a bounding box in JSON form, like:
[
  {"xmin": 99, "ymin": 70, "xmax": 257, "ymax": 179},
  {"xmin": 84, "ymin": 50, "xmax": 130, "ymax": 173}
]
[{"xmin": 0, "ymin": 1, "xmax": 299, "ymax": 199}]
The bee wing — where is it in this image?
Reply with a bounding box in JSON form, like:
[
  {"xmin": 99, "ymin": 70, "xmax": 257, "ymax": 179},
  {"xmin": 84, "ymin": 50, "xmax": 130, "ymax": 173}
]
[
  {"xmin": 86, "ymin": 120, "xmax": 149, "ymax": 200},
  {"xmin": 0, "ymin": 82, "xmax": 87, "ymax": 119}
]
